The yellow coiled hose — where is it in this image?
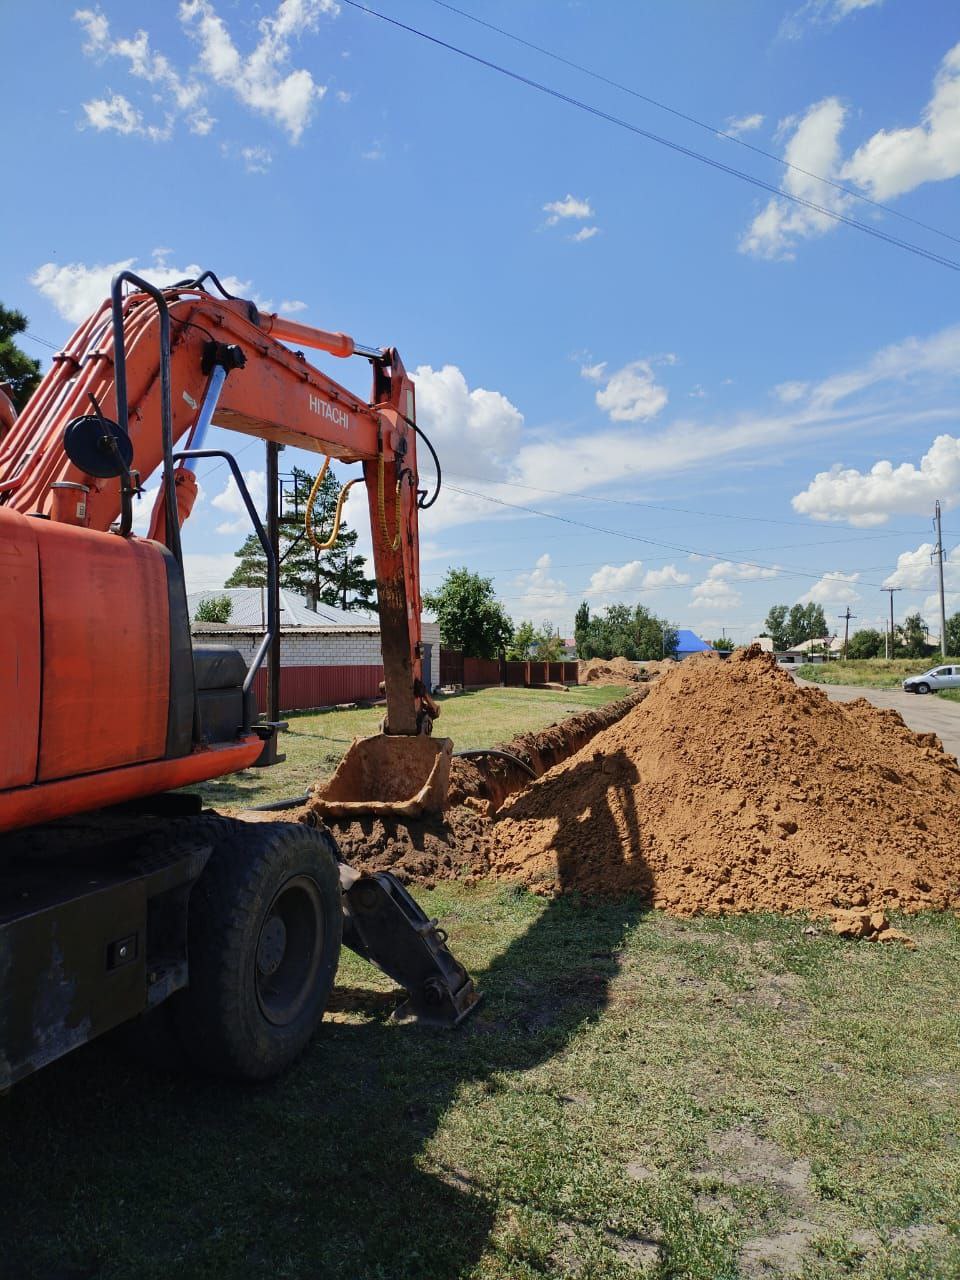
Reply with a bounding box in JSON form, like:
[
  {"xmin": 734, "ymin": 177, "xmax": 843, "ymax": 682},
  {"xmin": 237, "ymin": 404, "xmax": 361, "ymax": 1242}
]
[{"xmin": 304, "ymin": 457, "xmax": 361, "ymax": 552}]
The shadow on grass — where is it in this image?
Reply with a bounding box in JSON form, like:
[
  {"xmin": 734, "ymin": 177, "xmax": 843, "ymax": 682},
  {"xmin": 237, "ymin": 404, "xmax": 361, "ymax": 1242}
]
[{"xmin": 0, "ymin": 758, "xmax": 651, "ymax": 1280}]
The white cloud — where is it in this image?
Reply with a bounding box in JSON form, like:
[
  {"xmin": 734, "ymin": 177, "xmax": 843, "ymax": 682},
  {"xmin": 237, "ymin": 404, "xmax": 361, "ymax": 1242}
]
[
  {"xmin": 587, "ymin": 358, "xmax": 670, "ymax": 423},
  {"xmin": 212, "ymin": 468, "xmax": 267, "ymax": 533},
  {"xmin": 782, "ymin": 0, "xmax": 883, "ymax": 37},
  {"xmin": 587, "ymin": 561, "xmax": 645, "ymax": 597},
  {"xmin": 30, "ymin": 249, "xmax": 269, "ymax": 324},
  {"xmin": 726, "ymin": 113, "xmax": 765, "ymax": 136},
  {"xmin": 543, "ymin": 194, "xmax": 593, "ymax": 224},
  {"xmin": 571, "ymin": 226, "xmax": 599, "ymax": 242},
  {"xmin": 279, "ymin": 299, "xmax": 307, "ymax": 313},
  {"xmin": 691, "ymin": 578, "xmax": 742, "ymax": 610},
  {"xmin": 180, "ymin": 0, "xmax": 337, "ymax": 142},
  {"xmin": 705, "ymin": 560, "xmax": 779, "ymax": 581},
  {"xmin": 512, "ymin": 553, "xmax": 569, "ymax": 626},
  {"xmin": 885, "ymin": 543, "xmax": 960, "ymax": 591},
  {"xmin": 844, "ymin": 42, "xmax": 960, "ymax": 200},
  {"xmin": 923, "ymin": 591, "xmax": 960, "ymax": 617},
  {"xmin": 80, "ymin": 93, "xmax": 172, "ymax": 141},
  {"xmin": 797, "ymin": 570, "xmax": 860, "ymax": 605},
  {"xmin": 361, "ymin": 141, "xmax": 385, "ymax": 160},
  {"xmin": 740, "ymin": 97, "xmax": 849, "ymax": 260},
  {"xmin": 742, "ymin": 43, "xmax": 960, "ymax": 258},
  {"xmin": 74, "ymin": 2, "xmax": 338, "ymax": 145},
  {"xmin": 580, "ymin": 361, "xmax": 607, "ymax": 381},
  {"xmin": 792, "ymin": 434, "xmax": 960, "ymax": 526},
  {"xmin": 241, "ymin": 145, "xmax": 272, "ymax": 173},
  {"xmin": 774, "ymin": 380, "xmax": 809, "ymax": 404},
  {"xmin": 182, "ymin": 551, "xmax": 242, "ymax": 593},
  {"xmin": 642, "ymin": 564, "xmax": 691, "ymax": 589},
  {"xmin": 412, "ymin": 364, "xmax": 523, "ymax": 482}
]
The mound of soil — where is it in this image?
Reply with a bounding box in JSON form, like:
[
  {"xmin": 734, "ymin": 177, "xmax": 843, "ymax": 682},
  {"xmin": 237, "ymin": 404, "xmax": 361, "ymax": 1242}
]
[
  {"xmin": 579, "ymin": 657, "xmax": 645, "ymax": 685},
  {"xmin": 491, "ymin": 645, "xmax": 960, "ymax": 916}
]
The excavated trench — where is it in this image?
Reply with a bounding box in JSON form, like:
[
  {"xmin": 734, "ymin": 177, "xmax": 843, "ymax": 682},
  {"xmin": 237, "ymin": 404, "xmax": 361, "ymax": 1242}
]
[{"xmin": 299, "ymin": 690, "xmax": 646, "ymax": 887}]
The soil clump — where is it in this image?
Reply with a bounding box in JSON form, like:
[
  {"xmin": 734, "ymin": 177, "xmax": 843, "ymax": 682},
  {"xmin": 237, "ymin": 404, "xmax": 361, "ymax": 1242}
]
[
  {"xmin": 490, "ymin": 645, "xmax": 960, "ymax": 916},
  {"xmin": 579, "ymin": 656, "xmax": 647, "ymax": 685}
]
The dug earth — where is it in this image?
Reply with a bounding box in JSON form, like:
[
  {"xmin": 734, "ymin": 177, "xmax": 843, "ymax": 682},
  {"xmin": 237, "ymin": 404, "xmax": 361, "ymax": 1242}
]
[{"xmin": 302, "ymin": 647, "xmax": 960, "ymax": 920}]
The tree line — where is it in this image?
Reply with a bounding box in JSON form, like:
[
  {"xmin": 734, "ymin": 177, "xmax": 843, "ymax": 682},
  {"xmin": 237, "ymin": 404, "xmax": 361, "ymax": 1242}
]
[{"xmin": 422, "ymin": 569, "xmax": 678, "ymax": 661}]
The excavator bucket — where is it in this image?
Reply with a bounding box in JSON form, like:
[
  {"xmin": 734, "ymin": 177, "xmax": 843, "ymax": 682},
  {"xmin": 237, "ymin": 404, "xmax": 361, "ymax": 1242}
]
[{"xmin": 310, "ymin": 735, "xmax": 453, "ymax": 819}]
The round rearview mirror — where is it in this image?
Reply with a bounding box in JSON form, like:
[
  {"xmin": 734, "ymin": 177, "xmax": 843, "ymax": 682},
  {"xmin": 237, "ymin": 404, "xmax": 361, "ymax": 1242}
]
[{"xmin": 63, "ymin": 414, "xmax": 134, "ymax": 479}]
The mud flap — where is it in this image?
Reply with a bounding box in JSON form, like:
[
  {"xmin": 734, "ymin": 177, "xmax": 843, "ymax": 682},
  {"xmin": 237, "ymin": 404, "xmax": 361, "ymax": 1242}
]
[{"xmin": 340, "ymin": 866, "xmax": 480, "ymax": 1026}]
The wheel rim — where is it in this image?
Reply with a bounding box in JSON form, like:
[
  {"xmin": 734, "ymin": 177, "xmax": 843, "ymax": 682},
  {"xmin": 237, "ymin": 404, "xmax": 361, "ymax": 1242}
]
[{"xmin": 255, "ymin": 875, "xmax": 324, "ymax": 1027}]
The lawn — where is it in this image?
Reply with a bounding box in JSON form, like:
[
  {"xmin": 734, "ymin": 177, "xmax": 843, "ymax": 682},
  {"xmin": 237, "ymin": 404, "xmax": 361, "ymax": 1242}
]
[
  {"xmin": 797, "ymin": 658, "xmax": 960, "ymax": 700},
  {"xmin": 190, "ymin": 683, "xmax": 634, "ymax": 811},
  {"xmin": 3, "ymin": 887, "xmax": 958, "ymax": 1279}
]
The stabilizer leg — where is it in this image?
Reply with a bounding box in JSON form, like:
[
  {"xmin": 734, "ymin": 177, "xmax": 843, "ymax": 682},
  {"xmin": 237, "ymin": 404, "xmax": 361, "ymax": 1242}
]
[{"xmin": 340, "ymin": 866, "xmax": 481, "ymax": 1026}]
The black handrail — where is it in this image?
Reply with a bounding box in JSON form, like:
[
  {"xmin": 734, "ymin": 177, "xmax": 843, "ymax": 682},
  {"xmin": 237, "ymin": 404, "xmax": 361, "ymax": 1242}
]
[
  {"xmin": 110, "ymin": 271, "xmax": 180, "ymax": 564},
  {"xmin": 173, "ymin": 449, "xmax": 277, "ymax": 721}
]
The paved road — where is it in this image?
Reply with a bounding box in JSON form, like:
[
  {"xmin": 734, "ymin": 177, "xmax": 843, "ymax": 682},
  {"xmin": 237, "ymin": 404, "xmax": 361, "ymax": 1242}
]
[{"xmin": 796, "ymin": 678, "xmax": 960, "ymax": 761}]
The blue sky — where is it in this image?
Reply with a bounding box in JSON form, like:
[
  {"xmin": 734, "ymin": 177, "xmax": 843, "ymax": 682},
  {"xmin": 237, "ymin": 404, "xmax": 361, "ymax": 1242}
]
[{"xmin": 6, "ymin": 0, "xmax": 960, "ymax": 642}]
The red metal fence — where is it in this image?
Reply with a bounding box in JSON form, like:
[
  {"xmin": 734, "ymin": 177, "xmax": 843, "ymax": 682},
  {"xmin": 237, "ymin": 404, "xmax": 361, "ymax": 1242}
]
[
  {"xmin": 440, "ymin": 652, "xmax": 579, "ymax": 687},
  {"xmin": 252, "ymin": 664, "xmax": 384, "ymax": 714}
]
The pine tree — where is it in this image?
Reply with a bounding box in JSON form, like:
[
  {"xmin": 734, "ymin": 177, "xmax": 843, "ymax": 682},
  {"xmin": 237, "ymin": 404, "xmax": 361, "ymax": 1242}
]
[
  {"xmin": 225, "ymin": 466, "xmax": 375, "ymax": 609},
  {"xmin": 226, "ymin": 534, "xmax": 268, "ymax": 587},
  {"xmin": 0, "ymin": 303, "xmax": 41, "ymax": 411}
]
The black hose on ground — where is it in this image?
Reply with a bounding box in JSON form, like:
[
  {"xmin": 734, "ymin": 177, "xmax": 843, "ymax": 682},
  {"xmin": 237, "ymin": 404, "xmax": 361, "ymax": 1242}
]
[
  {"xmin": 249, "ymin": 793, "xmax": 311, "ymax": 812},
  {"xmin": 453, "ymin": 748, "xmax": 537, "ymax": 778}
]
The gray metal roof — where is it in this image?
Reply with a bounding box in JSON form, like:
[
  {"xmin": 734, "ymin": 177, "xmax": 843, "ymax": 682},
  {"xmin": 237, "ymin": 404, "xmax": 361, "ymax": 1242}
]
[{"xmin": 187, "ymin": 587, "xmax": 378, "ymax": 628}]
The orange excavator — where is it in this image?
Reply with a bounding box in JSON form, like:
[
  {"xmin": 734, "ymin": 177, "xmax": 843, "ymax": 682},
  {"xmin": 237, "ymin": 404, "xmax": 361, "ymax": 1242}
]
[{"xmin": 0, "ymin": 271, "xmax": 478, "ymax": 1087}]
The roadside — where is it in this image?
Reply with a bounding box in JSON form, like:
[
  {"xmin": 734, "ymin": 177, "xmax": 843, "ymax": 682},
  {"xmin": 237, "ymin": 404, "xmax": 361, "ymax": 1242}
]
[{"xmin": 795, "ymin": 675, "xmax": 960, "ymax": 761}]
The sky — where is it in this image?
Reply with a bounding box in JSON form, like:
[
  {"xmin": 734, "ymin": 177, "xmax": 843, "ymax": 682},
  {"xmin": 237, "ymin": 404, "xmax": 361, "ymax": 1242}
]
[{"xmin": 5, "ymin": 0, "xmax": 960, "ymax": 644}]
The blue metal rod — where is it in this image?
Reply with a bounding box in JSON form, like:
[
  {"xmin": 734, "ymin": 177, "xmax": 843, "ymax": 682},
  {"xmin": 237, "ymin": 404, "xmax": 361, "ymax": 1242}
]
[{"xmin": 183, "ymin": 364, "xmax": 228, "ymax": 472}]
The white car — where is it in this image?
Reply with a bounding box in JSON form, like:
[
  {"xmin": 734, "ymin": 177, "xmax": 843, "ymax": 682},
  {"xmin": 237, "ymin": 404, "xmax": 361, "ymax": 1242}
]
[{"xmin": 902, "ymin": 665, "xmax": 960, "ymax": 694}]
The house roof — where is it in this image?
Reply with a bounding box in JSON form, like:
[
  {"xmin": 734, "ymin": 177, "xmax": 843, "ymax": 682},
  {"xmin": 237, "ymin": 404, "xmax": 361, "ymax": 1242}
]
[
  {"xmin": 188, "ymin": 587, "xmax": 378, "ymax": 628},
  {"xmin": 675, "ymin": 628, "xmax": 711, "ymax": 653}
]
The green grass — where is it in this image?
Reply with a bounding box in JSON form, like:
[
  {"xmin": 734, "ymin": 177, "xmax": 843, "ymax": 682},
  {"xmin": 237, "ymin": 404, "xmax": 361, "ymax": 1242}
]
[
  {"xmin": 3, "ymin": 888, "xmax": 959, "ymax": 1279},
  {"xmin": 191, "ymin": 684, "xmax": 634, "ymax": 811},
  {"xmin": 797, "ymin": 659, "xmax": 960, "ymax": 692}
]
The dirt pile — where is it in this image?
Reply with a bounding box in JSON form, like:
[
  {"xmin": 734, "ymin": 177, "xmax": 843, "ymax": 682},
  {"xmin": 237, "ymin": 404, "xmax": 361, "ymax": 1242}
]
[
  {"xmin": 578, "ymin": 656, "xmax": 645, "ymax": 685},
  {"xmin": 491, "ymin": 645, "xmax": 960, "ymax": 916}
]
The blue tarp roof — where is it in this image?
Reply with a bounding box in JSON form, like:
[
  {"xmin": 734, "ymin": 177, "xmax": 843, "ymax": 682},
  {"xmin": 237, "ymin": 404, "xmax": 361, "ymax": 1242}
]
[{"xmin": 675, "ymin": 628, "xmax": 711, "ymax": 654}]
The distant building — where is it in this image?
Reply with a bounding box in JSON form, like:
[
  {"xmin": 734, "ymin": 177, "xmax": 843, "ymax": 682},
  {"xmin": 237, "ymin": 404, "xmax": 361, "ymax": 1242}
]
[
  {"xmin": 188, "ymin": 587, "xmax": 440, "ymax": 710},
  {"xmin": 675, "ymin": 628, "xmax": 712, "ymax": 659}
]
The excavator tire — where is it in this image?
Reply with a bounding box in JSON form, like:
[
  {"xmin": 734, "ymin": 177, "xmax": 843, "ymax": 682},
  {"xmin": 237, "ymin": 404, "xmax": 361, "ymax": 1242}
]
[{"xmin": 172, "ymin": 817, "xmax": 342, "ymax": 1080}]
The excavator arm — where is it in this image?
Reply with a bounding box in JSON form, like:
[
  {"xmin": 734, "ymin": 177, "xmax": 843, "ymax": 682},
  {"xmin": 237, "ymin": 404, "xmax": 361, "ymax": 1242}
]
[{"xmin": 0, "ymin": 271, "xmax": 429, "ymax": 738}]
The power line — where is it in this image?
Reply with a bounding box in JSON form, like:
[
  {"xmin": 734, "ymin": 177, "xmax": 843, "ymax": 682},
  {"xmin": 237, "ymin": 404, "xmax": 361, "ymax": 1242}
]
[
  {"xmin": 445, "ymin": 481, "xmax": 896, "ymax": 588},
  {"xmin": 442, "ymin": 467, "xmax": 932, "ymax": 538},
  {"xmin": 341, "ymin": 0, "xmax": 960, "ymax": 273},
  {"xmin": 24, "ymin": 331, "xmax": 59, "ymax": 351},
  {"xmin": 425, "ymin": 0, "xmax": 960, "ymax": 250}
]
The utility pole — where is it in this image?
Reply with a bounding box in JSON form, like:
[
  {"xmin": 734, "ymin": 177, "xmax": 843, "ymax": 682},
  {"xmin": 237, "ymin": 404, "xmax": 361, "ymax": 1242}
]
[
  {"xmin": 881, "ymin": 587, "xmax": 902, "ymax": 660},
  {"xmin": 838, "ymin": 606, "xmax": 856, "ymax": 660},
  {"xmin": 933, "ymin": 499, "xmax": 948, "ymax": 658}
]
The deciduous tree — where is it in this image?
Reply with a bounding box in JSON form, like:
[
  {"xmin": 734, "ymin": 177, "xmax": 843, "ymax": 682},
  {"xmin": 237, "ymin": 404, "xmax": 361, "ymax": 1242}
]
[{"xmin": 423, "ymin": 568, "xmax": 513, "ymax": 658}]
